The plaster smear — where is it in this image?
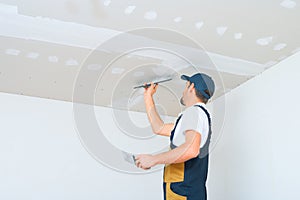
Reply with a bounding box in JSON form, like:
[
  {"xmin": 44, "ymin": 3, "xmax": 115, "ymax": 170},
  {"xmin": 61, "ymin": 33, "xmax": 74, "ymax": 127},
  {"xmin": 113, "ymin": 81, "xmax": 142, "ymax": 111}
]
[
  {"xmin": 256, "ymin": 36, "xmax": 273, "ymax": 46},
  {"xmin": 234, "ymin": 33, "xmax": 243, "ymax": 40},
  {"xmin": 5, "ymin": 48, "xmax": 20, "ymax": 56},
  {"xmin": 144, "ymin": 10, "xmax": 157, "ymax": 20},
  {"xmin": 103, "ymin": 0, "xmax": 111, "ymax": 7},
  {"xmin": 216, "ymin": 26, "xmax": 228, "ymax": 36},
  {"xmin": 65, "ymin": 58, "xmax": 78, "ymax": 66},
  {"xmin": 273, "ymin": 43, "xmax": 287, "ymax": 51},
  {"xmin": 174, "ymin": 17, "xmax": 182, "ymax": 23},
  {"xmin": 87, "ymin": 64, "xmax": 102, "ymax": 71},
  {"xmin": 111, "ymin": 67, "xmax": 125, "ymax": 74},
  {"xmin": 124, "ymin": 5, "xmax": 136, "ymax": 15},
  {"xmin": 26, "ymin": 52, "xmax": 39, "ymax": 59},
  {"xmin": 195, "ymin": 21, "xmax": 204, "ymax": 30},
  {"xmin": 280, "ymin": 0, "xmax": 297, "ymax": 9},
  {"xmin": 48, "ymin": 56, "xmax": 59, "ymax": 63}
]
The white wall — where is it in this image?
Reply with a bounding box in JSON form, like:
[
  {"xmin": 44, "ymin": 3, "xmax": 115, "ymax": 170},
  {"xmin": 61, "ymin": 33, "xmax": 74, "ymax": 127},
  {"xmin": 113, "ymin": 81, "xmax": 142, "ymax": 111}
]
[
  {"xmin": 207, "ymin": 52, "xmax": 300, "ymax": 200},
  {"xmin": 0, "ymin": 94, "xmax": 170, "ymax": 200},
  {"xmin": 1, "ymin": 52, "xmax": 299, "ymax": 200}
]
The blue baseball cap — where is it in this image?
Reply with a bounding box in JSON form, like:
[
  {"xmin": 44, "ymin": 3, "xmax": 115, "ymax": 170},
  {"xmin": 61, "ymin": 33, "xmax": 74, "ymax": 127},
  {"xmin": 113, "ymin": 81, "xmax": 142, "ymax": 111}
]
[{"xmin": 181, "ymin": 73, "xmax": 215, "ymax": 99}]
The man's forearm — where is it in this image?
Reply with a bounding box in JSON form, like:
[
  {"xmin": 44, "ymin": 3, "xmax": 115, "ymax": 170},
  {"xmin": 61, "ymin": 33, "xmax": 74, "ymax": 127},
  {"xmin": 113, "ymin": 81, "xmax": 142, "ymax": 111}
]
[
  {"xmin": 153, "ymin": 143, "xmax": 198, "ymax": 165},
  {"xmin": 144, "ymin": 96, "xmax": 164, "ymax": 134}
]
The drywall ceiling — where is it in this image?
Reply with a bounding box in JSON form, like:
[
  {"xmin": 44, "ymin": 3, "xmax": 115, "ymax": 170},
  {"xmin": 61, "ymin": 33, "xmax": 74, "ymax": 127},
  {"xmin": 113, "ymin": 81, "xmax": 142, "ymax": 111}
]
[{"xmin": 0, "ymin": 0, "xmax": 299, "ymax": 116}]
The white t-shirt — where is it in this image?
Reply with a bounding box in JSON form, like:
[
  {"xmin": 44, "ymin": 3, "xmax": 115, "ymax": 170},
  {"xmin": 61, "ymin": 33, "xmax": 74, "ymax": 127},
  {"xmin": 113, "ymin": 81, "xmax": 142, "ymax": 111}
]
[{"xmin": 172, "ymin": 102, "xmax": 210, "ymax": 148}]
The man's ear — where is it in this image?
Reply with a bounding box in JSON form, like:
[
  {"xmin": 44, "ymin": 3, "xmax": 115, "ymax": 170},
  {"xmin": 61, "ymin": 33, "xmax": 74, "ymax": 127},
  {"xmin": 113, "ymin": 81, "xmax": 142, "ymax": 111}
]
[{"xmin": 189, "ymin": 82, "xmax": 195, "ymax": 92}]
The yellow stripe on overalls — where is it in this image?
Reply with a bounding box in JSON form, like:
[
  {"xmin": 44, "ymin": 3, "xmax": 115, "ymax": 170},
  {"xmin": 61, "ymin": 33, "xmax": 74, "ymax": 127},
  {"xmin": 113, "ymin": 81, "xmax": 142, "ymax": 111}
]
[{"xmin": 164, "ymin": 162, "xmax": 186, "ymax": 200}]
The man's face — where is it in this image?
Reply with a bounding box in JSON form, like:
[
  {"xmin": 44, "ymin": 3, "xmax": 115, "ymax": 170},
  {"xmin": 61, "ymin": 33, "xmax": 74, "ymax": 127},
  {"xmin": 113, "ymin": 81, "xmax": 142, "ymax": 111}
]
[{"xmin": 180, "ymin": 81, "xmax": 190, "ymax": 106}]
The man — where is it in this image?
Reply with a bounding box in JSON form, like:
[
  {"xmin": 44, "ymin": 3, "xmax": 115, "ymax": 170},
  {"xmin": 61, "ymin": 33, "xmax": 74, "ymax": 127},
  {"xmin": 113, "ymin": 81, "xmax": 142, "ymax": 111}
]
[{"xmin": 135, "ymin": 73, "xmax": 215, "ymax": 200}]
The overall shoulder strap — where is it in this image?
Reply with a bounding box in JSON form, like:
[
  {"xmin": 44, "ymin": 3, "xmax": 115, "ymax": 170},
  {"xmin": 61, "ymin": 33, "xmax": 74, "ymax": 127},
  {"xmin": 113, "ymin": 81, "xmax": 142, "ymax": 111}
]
[
  {"xmin": 170, "ymin": 114, "xmax": 183, "ymax": 142},
  {"xmin": 194, "ymin": 104, "xmax": 212, "ymax": 158},
  {"xmin": 193, "ymin": 105, "xmax": 211, "ymax": 127}
]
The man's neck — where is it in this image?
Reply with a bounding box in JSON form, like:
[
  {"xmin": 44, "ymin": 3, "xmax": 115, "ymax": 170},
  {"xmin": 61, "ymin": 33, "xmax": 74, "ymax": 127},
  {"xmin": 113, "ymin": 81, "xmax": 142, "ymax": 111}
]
[{"xmin": 185, "ymin": 99, "xmax": 203, "ymax": 107}]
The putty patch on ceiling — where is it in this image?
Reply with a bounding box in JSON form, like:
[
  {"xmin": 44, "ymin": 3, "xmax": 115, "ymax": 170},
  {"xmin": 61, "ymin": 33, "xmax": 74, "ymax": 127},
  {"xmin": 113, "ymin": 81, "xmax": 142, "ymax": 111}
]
[
  {"xmin": 256, "ymin": 36, "xmax": 273, "ymax": 46},
  {"xmin": 5, "ymin": 48, "xmax": 20, "ymax": 56},
  {"xmin": 26, "ymin": 52, "xmax": 39, "ymax": 59},
  {"xmin": 144, "ymin": 10, "xmax": 157, "ymax": 20},
  {"xmin": 48, "ymin": 56, "xmax": 59, "ymax": 63},
  {"xmin": 124, "ymin": 5, "xmax": 136, "ymax": 15},
  {"xmin": 280, "ymin": 0, "xmax": 297, "ymax": 9},
  {"xmin": 216, "ymin": 26, "xmax": 228, "ymax": 36}
]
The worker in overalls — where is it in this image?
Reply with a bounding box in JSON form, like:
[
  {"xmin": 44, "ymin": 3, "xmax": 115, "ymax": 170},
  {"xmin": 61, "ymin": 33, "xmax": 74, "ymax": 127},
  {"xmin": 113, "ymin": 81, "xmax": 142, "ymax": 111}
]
[{"xmin": 135, "ymin": 73, "xmax": 215, "ymax": 200}]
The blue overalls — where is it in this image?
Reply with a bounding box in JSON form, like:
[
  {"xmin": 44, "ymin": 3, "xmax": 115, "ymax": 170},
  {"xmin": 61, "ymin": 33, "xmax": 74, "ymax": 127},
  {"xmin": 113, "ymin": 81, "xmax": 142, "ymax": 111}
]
[{"xmin": 163, "ymin": 105, "xmax": 212, "ymax": 200}]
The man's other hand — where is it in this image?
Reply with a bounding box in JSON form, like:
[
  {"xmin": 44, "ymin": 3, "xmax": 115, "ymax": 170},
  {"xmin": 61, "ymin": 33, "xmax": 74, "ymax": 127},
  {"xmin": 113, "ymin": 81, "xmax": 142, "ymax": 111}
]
[{"xmin": 135, "ymin": 154, "xmax": 157, "ymax": 170}]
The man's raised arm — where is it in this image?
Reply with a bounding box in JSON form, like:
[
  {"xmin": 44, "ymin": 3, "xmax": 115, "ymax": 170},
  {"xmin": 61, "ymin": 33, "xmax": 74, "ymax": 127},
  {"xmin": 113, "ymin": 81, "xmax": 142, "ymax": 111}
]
[{"xmin": 144, "ymin": 83, "xmax": 174, "ymax": 137}]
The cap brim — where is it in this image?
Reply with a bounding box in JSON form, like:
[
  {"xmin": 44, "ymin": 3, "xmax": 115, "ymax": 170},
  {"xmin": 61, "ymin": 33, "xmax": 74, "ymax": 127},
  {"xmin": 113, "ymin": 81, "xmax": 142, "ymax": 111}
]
[{"xmin": 181, "ymin": 75, "xmax": 190, "ymax": 81}]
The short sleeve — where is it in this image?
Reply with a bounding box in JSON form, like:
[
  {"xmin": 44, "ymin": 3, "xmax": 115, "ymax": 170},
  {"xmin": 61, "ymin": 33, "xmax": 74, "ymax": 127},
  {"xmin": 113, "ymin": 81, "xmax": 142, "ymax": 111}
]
[
  {"xmin": 172, "ymin": 105, "xmax": 210, "ymax": 148},
  {"xmin": 180, "ymin": 106, "xmax": 200, "ymax": 133}
]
